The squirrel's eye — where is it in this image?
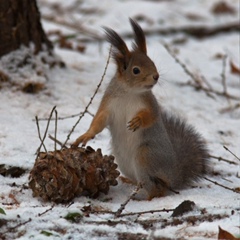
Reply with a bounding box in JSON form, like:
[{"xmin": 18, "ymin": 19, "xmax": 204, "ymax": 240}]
[{"xmin": 133, "ymin": 67, "xmax": 140, "ymax": 75}]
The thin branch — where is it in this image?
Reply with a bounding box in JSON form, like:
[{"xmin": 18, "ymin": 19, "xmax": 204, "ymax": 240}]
[
  {"xmin": 223, "ymin": 146, "xmax": 240, "ymax": 161},
  {"xmin": 219, "ymin": 103, "xmax": 240, "ymax": 114},
  {"xmin": 221, "ymin": 55, "xmax": 228, "ymax": 97},
  {"xmin": 85, "ymin": 206, "xmax": 174, "ymax": 217},
  {"xmin": 62, "ymin": 46, "xmax": 112, "ymax": 148},
  {"xmin": 204, "ymin": 177, "xmax": 240, "ymax": 194},
  {"xmin": 44, "ymin": 16, "xmax": 240, "ymax": 42},
  {"xmin": 35, "ymin": 110, "xmax": 94, "ymax": 121},
  {"xmin": 115, "ymin": 183, "xmax": 142, "ymax": 218},
  {"xmin": 38, "ymin": 204, "xmax": 55, "ymax": 217},
  {"xmin": 54, "ymin": 110, "xmax": 58, "ymax": 151},
  {"xmin": 35, "ymin": 116, "xmax": 47, "ymax": 155},
  {"xmin": 162, "ymin": 42, "xmax": 215, "ymax": 99},
  {"xmin": 130, "ymin": 21, "xmax": 240, "ymax": 39},
  {"xmin": 0, "ymin": 218, "xmax": 32, "ymax": 236},
  {"xmin": 208, "ymin": 154, "xmax": 238, "ymax": 165},
  {"xmin": 182, "ymin": 80, "xmax": 240, "ymax": 100},
  {"xmin": 163, "ymin": 42, "xmax": 240, "ymax": 100},
  {"xmin": 42, "ymin": 14, "xmax": 102, "ymax": 41},
  {"xmin": 48, "ymin": 134, "xmax": 66, "ymax": 148},
  {"xmin": 162, "ymin": 42, "xmax": 203, "ymax": 87},
  {"xmin": 119, "ymin": 208, "xmax": 174, "ymax": 217},
  {"xmin": 199, "ymin": 74, "xmax": 213, "ymax": 92},
  {"xmin": 35, "ymin": 106, "xmax": 56, "ymax": 158}
]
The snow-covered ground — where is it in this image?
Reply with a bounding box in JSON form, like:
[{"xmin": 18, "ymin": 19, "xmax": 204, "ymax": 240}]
[{"xmin": 0, "ymin": 0, "xmax": 239, "ymax": 239}]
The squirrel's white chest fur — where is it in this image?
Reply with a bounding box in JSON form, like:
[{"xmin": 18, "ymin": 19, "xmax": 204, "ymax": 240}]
[{"xmin": 108, "ymin": 94, "xmax": 145, "ymax": 181}]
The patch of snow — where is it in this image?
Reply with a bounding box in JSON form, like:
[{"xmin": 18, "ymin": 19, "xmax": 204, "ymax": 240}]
[{"xmin": 0, "ymin": 0, "xmax": 239, "ymax": 239}]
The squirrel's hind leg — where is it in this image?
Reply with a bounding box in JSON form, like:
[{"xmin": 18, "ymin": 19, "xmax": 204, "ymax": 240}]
[{"xmin": 135, "ymin": 147, "xmax": 170, "ymax": 200}]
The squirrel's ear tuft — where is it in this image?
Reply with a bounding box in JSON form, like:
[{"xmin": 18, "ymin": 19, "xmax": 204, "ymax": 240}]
[
  {"xmin": 104, "ymin": 27, "xmax": 130, "ymax": 71},
  {"xmin": 129, "ymin": 18, "xmax": 147, "ymax": 54}
]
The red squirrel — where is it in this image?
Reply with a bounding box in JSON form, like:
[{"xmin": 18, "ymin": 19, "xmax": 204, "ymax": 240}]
[{"xmin": 72, "ymin": 18, "xmax": 209, "ymax": 200}]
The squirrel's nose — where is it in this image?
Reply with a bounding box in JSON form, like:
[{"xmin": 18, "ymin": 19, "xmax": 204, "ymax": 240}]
[{"xmin": 153, "ymin": 73, "xmax": 159, "ymax": 81}]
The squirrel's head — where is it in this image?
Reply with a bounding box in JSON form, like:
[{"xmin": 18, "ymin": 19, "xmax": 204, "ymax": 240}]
[{"xmin": 104, "ymin": 18, "xmax": 159, "ymax": 93}]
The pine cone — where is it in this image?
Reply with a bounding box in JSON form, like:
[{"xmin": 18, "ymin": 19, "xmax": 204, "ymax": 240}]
[{"xmin": 29, "ymin": 146, "xmax": 120, "ymax": 203}]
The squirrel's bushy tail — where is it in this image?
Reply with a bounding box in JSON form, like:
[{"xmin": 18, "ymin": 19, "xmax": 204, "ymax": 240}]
[{"xmin": 162, "ymin": 110, "xmax": 209, "ymax": 188}]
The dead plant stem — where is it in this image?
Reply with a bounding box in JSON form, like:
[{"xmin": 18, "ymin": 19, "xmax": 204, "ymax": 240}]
[
  {"xmin": 35, "ymin": 116, "xmax": 47, "ymax": 154},
  {"xmin": 223, "ymin": 146, "xmax": 240, "ymax": 161},
  {"xmin": 62, "ymin": 46, "xmax": 112, "ymax": 148},
  {"xmin": 54, "ymin": 110, "xmax": 58, "ymax": 151},
  {"xmin": 208, "ymin": 154, "xmax": 237, "ymax": 165},
  {"xmin": 204, "ymin": 177, "xmax": 240, "ymax": 194},
  {"xmin": 163, "ymin": 42, "xmax": 240, "ymax": 100},
  {"xmin": 35, "ymin": 106, "xmax": 56, "ymax": 158},
  {"xmin": 115, "ymin": 183, "xmax": 142, "ymax": 218}
]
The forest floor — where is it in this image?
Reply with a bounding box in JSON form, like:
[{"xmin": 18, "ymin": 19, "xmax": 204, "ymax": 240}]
[{"xmin": 0, "ymin": 0, "xmax": 240, "ymax": 239}]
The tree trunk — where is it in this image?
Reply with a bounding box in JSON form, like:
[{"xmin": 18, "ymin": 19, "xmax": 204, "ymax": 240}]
[
  {"xmin": 0, "ymin": 0, "xmax": 52, "ymax": 57},
  {"xmin": 0, "ymin": 0, "xmax": 64, "ymax": 93}
]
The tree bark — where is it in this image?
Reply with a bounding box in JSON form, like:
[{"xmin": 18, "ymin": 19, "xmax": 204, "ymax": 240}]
[{"xmin": 0, "ymin": 0, "xmax": 52, "ymax": 57}]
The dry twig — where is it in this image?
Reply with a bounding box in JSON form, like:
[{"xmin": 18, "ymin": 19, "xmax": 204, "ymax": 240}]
[
  {"xmin": 115, "ymin": 183, "xmax": 142, "ymax": 218},
  {"xmin": 62, "ymin": 46, "xmax": 112, "ymax": 148},
  {"xmin": 184, "ymin": 81, "xmax": 240, "ymax": 100},
  {"xmin": 0, "ymin": 218, "xmax": 32, "ymax": 238},
  {"xmin": 219, "ymin": 103, "xmax": 240, "ymax": 114},
  {"xmin": 223, "ymin": 145, "xmax": 240, "ymax": 161},
  {"xmin": 42, "ymin": 15, "xmax": 102, "ymax": 41},
  {"xmin": 129, "ymin": 21, "xmax": 240, "ymax": 39},
  {"xmin": 162, "ymin": 42, "xmax": 215, "ymax": 99},
  {"xmin": 204, "ymin": 177, "xmax": 240, "ymax": 194},
  {"xmin": 54, "ymin": 110, "xmax": 58, "ymax": 151},
  {"xmin": 38, "ymin": 204, "xmax": 55, "ymax": 217},
  {"xmin": 209, "ymin": 154, "xmax": 238, "ymax": 165},
  {"xmin": 221, "ymin": 55, "xmax": 228, "ymax": 97},
  {"xmin": 48, "ymin": 134, "xmax": 65, "ymax": 148},
  {"xmin": 35, "ymin": 116, "xmax": 47, "ymax": 153},
  {"xmin": 119, "ymin": 208, "xmax": 174, "ymax": 217},
  {"xmin": 163, "ymin": 42, "xmax": 240, "ymax": 100},
  {"xmin": 36, "ymin": 110, "xmax": 94, "ymax": 121},
  {"xmin": 44, "ymin": 16, "xmax": 240, "ymax": 42},
  {"xmin": 35, "ymin": 106, "xmax": 56, "ymax": 157}
]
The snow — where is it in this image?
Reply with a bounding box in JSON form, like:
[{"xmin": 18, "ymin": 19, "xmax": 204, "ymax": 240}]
[{"xmin": 0, "ymin": 0, "xmax": 240, "ymax": 239}]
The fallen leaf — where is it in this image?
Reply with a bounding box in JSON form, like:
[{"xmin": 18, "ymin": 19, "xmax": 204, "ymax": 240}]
[
  {"xmin": 0, "ymin": 164, "xmax": 27, "ymax": 177},
  {"xmin": 218, "ymin": 226, "xmax": 239, "ymax": 240},
  {"xmin": 9, "ymin": 193, "xmax": 20, "ymax": 205},
  {"xmin": 211, "ymin": 1, "xmax": 236, "ymax": 15},
  {"xmin": 40, "ymin": 230, "xmax": 54, "ymax": 236},
  {"xmin": 64, "ymin": 212, "xmax": 83, "ymax": 223},
  {"xmin": 171, "ymin": 200, "xmax": 196, "ymax": 217},
  {"xmin": 0, "ymin": 207, "xmax": 6, "ymax": 215},
  {"xmin": 230, "ymin": 60, "xmax": 240, "ymax": 75},
  {"xmin": 185, "ymin": 13, "xmax": 205, "ymax": 21}
]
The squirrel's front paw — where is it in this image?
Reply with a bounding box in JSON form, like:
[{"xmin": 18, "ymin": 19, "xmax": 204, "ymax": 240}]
[
  {"xmin": 71, "ymin": 132, "xmax": 95, "ymax": 148},
  {"xmin": 127, "ymin": 117, "xmax": 142, "ymax": 132}
]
